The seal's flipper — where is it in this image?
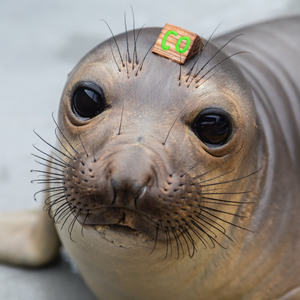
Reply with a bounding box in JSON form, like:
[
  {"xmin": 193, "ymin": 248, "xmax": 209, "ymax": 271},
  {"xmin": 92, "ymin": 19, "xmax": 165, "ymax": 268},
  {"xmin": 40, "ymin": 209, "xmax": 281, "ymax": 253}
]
[{"xmin": 0, "ymin": 209, "xmax": 60, "ymax": 267}]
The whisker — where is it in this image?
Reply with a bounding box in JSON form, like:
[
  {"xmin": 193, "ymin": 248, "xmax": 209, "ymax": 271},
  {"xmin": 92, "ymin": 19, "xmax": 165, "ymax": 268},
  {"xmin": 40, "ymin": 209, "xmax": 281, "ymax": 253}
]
[
  {"xmin": 202, "ymin": 196, "xmax": 254, "ymax": 205},
  {"xmin": 33, "ymin": 177, "xmax": 65, "ymax": 183},
  {"xmin": 190, "ymin": 219, "xmax": 216, "ymax": 248},
  {"xmin": 183, "ymin": 225, "xmax": 198, "ymax": 257},
  {"xmin": 68, "ymin": 210, "xmax": 81, "ymax": 241},
  {"xmin": 136, "ymin": 41, "xmax": 156, "ymax": 75},
  {"xmin": 181, "ymin": 144, "xmax": 243, "ymax": 178},
  {"xmin": 178, "ymin": 52, "xmax": 182, "ymax": 85},
  {"xmin": 32, "ymin": 156, "xmax": 66, "ymax": 171},
  {"xmin": 32, "ymin": 173, "xmax": 64, "ymax": 180},
  {"xmin": 46, "ymin": 192, "xmax": 67, "ymax": 204},
  {"xmin": 110, "ymin": 39, "xmax": 121, "ymax": 72},
  {"xmin": 46, "ymin": 198, "xmax": 68, "ymax": 215},
  {"xmin": 163, "ymin": 230, "xmax": 169, "ymax": 261},
  {"xmin": 31, "ymin": 147, "xmax": 68, "ymax": 167},
  {"xmin": 195, "ymin": 51, "xmax": 250, "ymax": 84},
  {"xmin": 171, "ymin": 227, "xmax": 184, "ymax": 259},
  {"xmin": 166, "ymin": 229, "xmax": 173, "ymax": 259},
  {"xmin": 47, "ymin": 196, "xmax": 68, "ymax": 215},
  {"xmin": 50, "ymin": 150, "xmax": 70, "ymax": 166},
  {"xmin": 59, "ymin": 207, "xmax": 76, "ymax": 228},
  {"xmin": 32, "ymin": 179, "xmax": 65, "ymax": 185},
  {"xmin": 199, "ymin": 169, "xmax": 235, "ymax": 184},
  {"xmin": 177, "ymin": 226, "xmax": 189, "ymax": 257},
  {"xmin": 193, "ymin": 34, "xmax": 243, "ymax": 80},
  {"xmin": 33, "ymin": 186, "xmax": 65, "ymax": 200},
  {"xmin": 201, "ymin": 190, "xmax": 253, "ymax": 196},
  {"xmin": 124, "ymin": 11, "xmax": 131, "ymax": 65},
  {"xmin": 201, "ymin": 210, "xmax": 254, "ymax": 233},
  {"xmin": 52, "ymin": 200, "xmax": 70, "ymax": 217},
  {"xmin": 31, "ymin": 170, "xmax": 65, "ymax": 178},
  {"xmin": 61, "ymin": 209, "xmax": 75, "ymax": 237},
  {"xmin": 77, "ymin": 128, "xmax": 88, "ymax": 158},
  {"xmin": 185, "ymin": 23, "xmax": 222, "ymax": 84},
  {"xmin": 130, "ymin": 5, "xmax": 137, "ymax": 67},
  {"xmin": 54, "ymin": 128, "xmax": 75, "ymax": 159},
  {"xmin": 184, "ymin": 220, "xmax": 208, "ymax": 249},
  {"xmin": 196, "ymin": 213, "xmax": 226, "ymax": 234},
  {"xmin": 52, "ymin": 113, "xmax": 78, "ymax": 155},
  {"xmin": 80, "ymin": 213, "xmax": 89, "ymax": 237},
  {"xmin": 190, "ymin": 216, "xmax": 217, "ymax": 238},
  {"xmin": 192, "ymin": 214, "xmax": 234, "ymax": 243},
  {"xmin": 163, "ymin": 108, "xmax": 185, "ymax": 146},
  {"xmin": 52, "ymin": 203, "xmax": 71, "ymax": 223},
  {"xmin": 195, "ymin": 69, "xmax": 218, "ymax": 88},
  {"xmin": 33, "ymin": 159, "xmax": 65, "ymax": 174},
  {"xmin": 101, "ymin": 19, "xmax": 125, "ymax": 67},
  {"xmin": 33, "ymin": 130, "xmax": 72, "ymax": 160},
  {"xmin": 117, "ymin": 100, "xmax": 124, "ymax": 135},
  {"xmin": 149, "ymin": 226, "xmax": 159, "ymax": 256},
  {"xmin": 198, "ymin": 205, "xmax": 247, "ymax": 218},
  {"xmin": 134, "ymin": 24, "xmax": 146, "ymax": 65},
  {"xmin": 194, "ymin": 199, "xmax": 243, "ymax": 207}
]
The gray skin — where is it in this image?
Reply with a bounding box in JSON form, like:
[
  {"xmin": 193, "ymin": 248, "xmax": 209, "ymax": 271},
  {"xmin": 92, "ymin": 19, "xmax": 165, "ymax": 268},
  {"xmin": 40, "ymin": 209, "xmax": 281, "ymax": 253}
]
[{"xmin": 0, "ymin": 16, "xmax": 299, "ymax": 300}]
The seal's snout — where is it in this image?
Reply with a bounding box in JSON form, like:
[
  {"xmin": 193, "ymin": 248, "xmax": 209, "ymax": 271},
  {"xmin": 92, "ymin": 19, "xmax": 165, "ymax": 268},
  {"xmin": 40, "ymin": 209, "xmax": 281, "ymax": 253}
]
[
  {"xmin": 63, "ymin": 139, "xmax": 177, "ymax": 238},
  {"xmin": 108, "ymin": 145, "xmax": 156, "ymax": 209}
]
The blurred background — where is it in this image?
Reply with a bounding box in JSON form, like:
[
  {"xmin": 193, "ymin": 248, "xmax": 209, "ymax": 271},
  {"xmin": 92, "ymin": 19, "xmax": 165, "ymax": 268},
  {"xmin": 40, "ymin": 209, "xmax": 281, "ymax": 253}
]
[{"xmin": 0, "ymin": 0, "xmax": 299, "ymax": 299}]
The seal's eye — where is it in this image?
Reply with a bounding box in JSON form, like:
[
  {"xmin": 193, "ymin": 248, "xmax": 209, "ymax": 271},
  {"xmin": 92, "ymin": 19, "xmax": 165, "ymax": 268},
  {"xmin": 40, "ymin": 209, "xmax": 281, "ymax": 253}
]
[
  {"xmin": 72, "ymin": 87, "xmax": 106, "ymax": 119},
  {"xmin": 193, "ymin": 113, "xmax": 231, "ymax": 147}
]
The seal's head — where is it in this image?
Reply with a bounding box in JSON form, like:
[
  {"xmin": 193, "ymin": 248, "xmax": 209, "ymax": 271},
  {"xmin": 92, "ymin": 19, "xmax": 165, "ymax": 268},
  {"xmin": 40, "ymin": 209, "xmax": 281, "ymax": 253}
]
[{"xmin": 51, "ymin": 26, "xmax": 259, "ymax": 259}]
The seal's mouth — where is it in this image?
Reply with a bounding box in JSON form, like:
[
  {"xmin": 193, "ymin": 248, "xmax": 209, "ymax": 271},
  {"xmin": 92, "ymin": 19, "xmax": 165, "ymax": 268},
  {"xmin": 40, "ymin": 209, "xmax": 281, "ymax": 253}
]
[
  {"xmin": 77, "ymin": 208, "xmax": 161, "ymax": 241},
  {"xmin": 98, "ymin": 224, "xmax": 139, "ymax": 233},
  {"xmin": 94, "ymin": 224, "xmax": 152, "ymax": 240}
]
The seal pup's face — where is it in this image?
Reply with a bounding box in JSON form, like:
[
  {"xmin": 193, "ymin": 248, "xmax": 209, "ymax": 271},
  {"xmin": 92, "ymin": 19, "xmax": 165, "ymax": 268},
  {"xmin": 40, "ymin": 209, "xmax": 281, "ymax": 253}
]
[{"xmin": 51, "ymin": 27, "xmax": 258, "ymax": 259}]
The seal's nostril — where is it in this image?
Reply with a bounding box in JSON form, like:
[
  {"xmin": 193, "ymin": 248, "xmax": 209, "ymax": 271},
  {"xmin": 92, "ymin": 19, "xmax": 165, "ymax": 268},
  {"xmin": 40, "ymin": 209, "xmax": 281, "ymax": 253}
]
[
  {"xmin": 134, "ymin": 186, "xmax": 147, "ymax": 210},
  {"xmin": 138, "ymin": 186, "xmax": 147, "ymax": 199}
]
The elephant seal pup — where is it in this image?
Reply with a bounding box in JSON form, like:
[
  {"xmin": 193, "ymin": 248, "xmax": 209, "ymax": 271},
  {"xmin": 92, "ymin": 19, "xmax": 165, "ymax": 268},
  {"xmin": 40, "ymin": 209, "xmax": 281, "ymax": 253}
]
[{"xmin": 0, "ymin": 16, "xmax": 299, "ymax": 300}]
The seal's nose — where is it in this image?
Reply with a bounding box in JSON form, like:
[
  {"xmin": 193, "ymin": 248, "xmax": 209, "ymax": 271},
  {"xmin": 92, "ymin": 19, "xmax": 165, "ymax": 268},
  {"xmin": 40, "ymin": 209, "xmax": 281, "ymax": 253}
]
[{"xmin": 109, "ymin": 145, "xmax": 155, "ymax": 209}]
